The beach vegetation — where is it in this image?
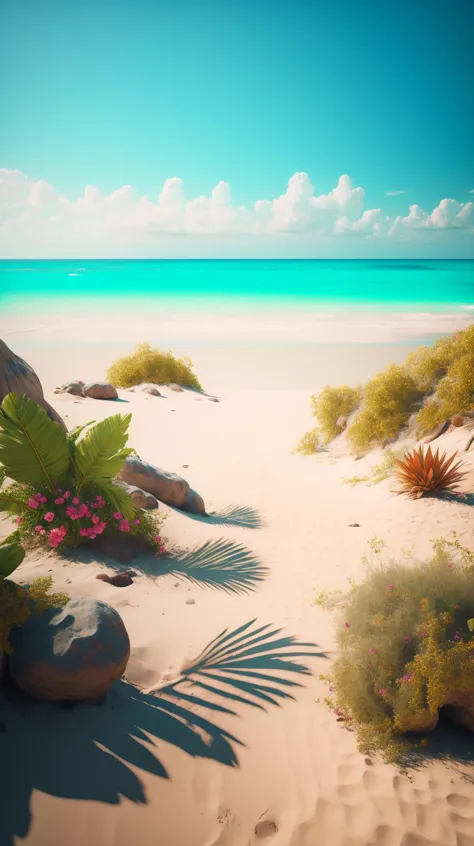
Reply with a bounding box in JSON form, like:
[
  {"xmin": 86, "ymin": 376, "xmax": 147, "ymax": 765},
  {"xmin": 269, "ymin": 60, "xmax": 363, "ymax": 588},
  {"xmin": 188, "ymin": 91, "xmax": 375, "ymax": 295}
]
[
  {"xmin": 0, "ymin": 393, "xmax": 166, "ymax": 555},
  {"xmin": 106, "ymin": 342, "xmax": 202, "ymax": 390},
  {"xmin": 297, "ymin": 325, "xmax": 474, "ymax": 455},
  {"xmin": 393, "ymin": 445, "xmax": 467, "ymax": 499},
  {"xmin": 342, "ymin": 449, "xmax": 401, "ymax": 486},
  {"xmin": 318, "ymin": 534, "xmax": 474, "ymax": 763},
  {"xmin": 295, "ymin": 385, "xmax": 361, "ymax": 452}
]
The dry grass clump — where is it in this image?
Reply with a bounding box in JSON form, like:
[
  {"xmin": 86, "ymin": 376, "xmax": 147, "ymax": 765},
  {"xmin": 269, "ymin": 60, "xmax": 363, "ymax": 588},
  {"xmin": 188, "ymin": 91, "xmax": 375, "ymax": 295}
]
[
  {"xmin": 295, "ymin": 385, "xmax": 361, "ymax": 453},
  {"xmin": 296, "ymin": 324, "xmax": 474, "ymax": 455},
  {"xmin": 393, "ymin": 445, "xmax": 467, "ymax": 499},
  {"xmin": 318, "ymin": 535, "xmax": 474, "ymax": 763},
  {"xmin": 107, "ymin": 342, "xmax": 202, "ymax": 390}
]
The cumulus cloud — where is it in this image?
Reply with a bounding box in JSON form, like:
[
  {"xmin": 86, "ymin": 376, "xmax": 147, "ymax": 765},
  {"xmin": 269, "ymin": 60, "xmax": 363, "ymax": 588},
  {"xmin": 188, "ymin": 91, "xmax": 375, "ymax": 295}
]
[{"xmin": 0, "ymin": 167, "xmax": 473, "ymax": 256}]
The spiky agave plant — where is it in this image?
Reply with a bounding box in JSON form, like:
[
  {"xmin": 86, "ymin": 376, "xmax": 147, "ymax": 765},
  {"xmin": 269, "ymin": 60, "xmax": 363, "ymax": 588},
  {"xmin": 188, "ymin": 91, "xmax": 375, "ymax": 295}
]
[{"xmin": 393, "ymin": 445, "xmax": 467, "ymax": 499}]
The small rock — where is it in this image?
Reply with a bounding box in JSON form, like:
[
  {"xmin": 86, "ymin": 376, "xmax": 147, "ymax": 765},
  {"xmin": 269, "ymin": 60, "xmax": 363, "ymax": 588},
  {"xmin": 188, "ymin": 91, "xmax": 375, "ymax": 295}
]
[
  {"xmin": 451, "ymin": 415, "xmax": 464, "ymax": 427},
  {"xmin": 169, "ymin": 383, "xmax": 184, "ymax": 392},
  {"xmin": 183, "ymin": 488, "xmax": 207, "ymax": 516},
  {"xmin": 336, "ymin": 415, "xmax": 348, "ymax": 429},
  {"xmin": 208, "ymin": 397, "xmax": 219, "ymax": 403},
  {"xmin": 139, "ymin": 383, "xmax": 162, "ymax": 397},
  {"xmin": 54, "ymin": 381, "xmax": 84, "ymax": 396},
  {"xmin": 114, "ymin": 481, "xmax": 159, "ymax": 510},
  {"xmin": 181, "ymin": 464, "xmax": 189, "ymax": 468},
  {"xmin": 9, "ymin": 597, "xmax": 130, "ymax": 702},
  {"xmin": 185, "ymin": 599, "xmax": 196, "ymax": 605},
  {"xmin": 348, "ymin": 523, "xmax": 360, "ymax": 527},
  {"xmin": 96, "ymin": 573, "xmax": 134, "ymax": 587},
  {"xmin": 255, "ymin": 820, "xmax": 278, "ymax": 839},
  {"xmin": 83, "ymin": 382, "xmax": 118, "ymax": 400}
]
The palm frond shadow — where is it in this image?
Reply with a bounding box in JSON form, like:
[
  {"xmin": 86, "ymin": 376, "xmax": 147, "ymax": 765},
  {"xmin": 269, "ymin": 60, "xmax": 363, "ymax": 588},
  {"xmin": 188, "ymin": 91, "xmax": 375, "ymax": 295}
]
[
  {"xmin": 67, "ymin": 537, "xmax": 267, "ymax": 595},
  {"xmin": 179, "ymin": 503, "xmax": 265, "ymax": 530},
  {"xmin": 159, "ymin": 539, "xmax": 267, "ymax": 594},
  {"xmin": 0, "ymin": 620, "xmax": 324, "ymax": 846},
  {"xmin": 165, "ymin": 619, "xmax": 325, "ymax": 710}
]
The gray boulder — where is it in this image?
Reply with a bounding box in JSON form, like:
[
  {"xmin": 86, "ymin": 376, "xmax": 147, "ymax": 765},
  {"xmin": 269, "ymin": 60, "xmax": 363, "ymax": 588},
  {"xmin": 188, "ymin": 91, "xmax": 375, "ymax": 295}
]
[
  {"xmin": 169, "ymin": 383, "xmax": 184, "ymax": 393},
  {"xmin": 183, "ymin": 488, "xmax": 207, "ymax": 515},
  {"xmin": 83, "ymin": 382, "xmax": 118, "ymax": 400},
  {"xmin": 0, "ymin": 339, "xmax": 66, "ymax": 429},
  {"xmin": 139, "ymin": 383, "xmax": 162, "ymax": 397},
  {"xmin": 54, "ymin": 381, "xmax": 84, "ymax": 396},
  {"xmin": 8, "ymin": 597, "xmax": 130, "ymax": 702},
  {"xmin": 115, "ymin": 481, "xmax": 159, "ymax": 510},
  {"xmin": 118, "ymin": 456, "xmax": 190, "ymax": 508}
]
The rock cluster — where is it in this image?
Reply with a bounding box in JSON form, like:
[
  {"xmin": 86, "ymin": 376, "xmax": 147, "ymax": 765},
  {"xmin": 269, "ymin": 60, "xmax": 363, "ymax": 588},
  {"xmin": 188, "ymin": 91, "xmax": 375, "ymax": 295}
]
[
  {"xmin": 55, "ymin": 381, "xmax": 118, "ymax": 400},
  {"xmin": 118, "ymin": 456, "xmax": 206, "ymax": 514}
]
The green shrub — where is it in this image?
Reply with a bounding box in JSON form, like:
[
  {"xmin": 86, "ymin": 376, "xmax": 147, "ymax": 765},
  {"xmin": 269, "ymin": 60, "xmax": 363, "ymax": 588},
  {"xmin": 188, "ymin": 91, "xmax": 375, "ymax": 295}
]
[
  {"xmin": 318, "ymin": 535, "xmax": 474, "ymax": 763},
  {"xmin": 296, "ymin": 325, "xmax": 474, "ymax": 456},
  {"xmin": 106, "ymin": 342, "xmax": 202, "ymax": 390},
  {"xmin": 0, "ymin": 394, "xmax": 166, "ymax": 555},
  {"xmin": 0, "ymin": 575, "xmax": 69, "ymax": 654},
  {"xmin": 294, "ymin": 427, "xmax": 321, "ymax": 455},
  {"xmin": 295, "ymin": 386, "xmax": 361, "ymax": 453},
  {"xmin": 347, "ymin": 366, "xmax": 424, "ymax": 453}
]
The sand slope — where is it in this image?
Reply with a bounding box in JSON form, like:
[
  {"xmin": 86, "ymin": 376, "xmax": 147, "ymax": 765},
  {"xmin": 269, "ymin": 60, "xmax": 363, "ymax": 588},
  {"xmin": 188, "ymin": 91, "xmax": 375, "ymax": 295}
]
[{"xmin": 1, "ymin": 376, "xmax": 474, "ymax": 846}]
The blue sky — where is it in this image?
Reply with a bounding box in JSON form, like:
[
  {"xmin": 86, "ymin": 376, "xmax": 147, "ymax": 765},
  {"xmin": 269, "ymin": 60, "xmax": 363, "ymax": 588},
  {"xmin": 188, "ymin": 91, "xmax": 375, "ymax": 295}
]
[{"xmin": 1, "ymin": 0, "xmax": 473, "ymax": 257}]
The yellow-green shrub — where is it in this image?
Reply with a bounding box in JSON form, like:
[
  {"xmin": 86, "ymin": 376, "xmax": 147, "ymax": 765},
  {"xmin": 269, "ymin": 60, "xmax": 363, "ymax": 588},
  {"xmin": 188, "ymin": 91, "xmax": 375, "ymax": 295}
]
[
  {"xmin": 295, "ymin": 385, "xmax": 361, "ymax": 453},
  {"xmin": 347, "ymin": 365, "xmax": 424, "ymax": 453},
  {"xmin": 0, "ymin": 576, "xmax": 69, "ymax": 654},
  {"xmin": 294, "ymin": 427, "xmax": 321, "ymax": 455},
  {"xmin": 318, "ymin": 535, "xmax": 474, "ymax": 763},
  {"xmin": 107, "ymin": 342, "xmax": 202, "ymax": 390}
]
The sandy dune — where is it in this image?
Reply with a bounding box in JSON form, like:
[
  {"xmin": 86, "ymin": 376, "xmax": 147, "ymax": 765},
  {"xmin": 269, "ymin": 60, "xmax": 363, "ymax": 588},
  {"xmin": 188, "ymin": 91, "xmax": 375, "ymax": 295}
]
[{"xmin": 1, "ymin": 346, "xmax": 474, "ymax": 846}]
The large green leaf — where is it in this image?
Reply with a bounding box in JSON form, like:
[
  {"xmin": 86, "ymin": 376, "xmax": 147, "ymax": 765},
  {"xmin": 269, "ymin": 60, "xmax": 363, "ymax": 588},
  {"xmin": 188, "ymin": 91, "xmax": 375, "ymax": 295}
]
[
  {"xmin": 0, "ymin": 394, "xmax": 70, "ymax": 491},
  {"xmin": 101, "ymin": 481, "xmax": 137, "ymax": 521},
  {"xmin": 73, "ymin": 413, "xmax": 133, "ymax": 491}
]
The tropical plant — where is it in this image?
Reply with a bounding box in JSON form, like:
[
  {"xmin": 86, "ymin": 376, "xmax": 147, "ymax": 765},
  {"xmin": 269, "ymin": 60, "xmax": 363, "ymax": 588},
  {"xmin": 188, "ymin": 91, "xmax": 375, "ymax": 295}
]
[
  {"xmin": 393, "ymin": 445, "xmax": 467, "ymax": 499},
  {"xmin": 0, "ymin": 393, "xmax": 165, "ymax": 553},
  {"xmin": 318, "ymin": 535, "xmax": 474, "ymax": 763},
  {"xmin": 106, "ymin": 342, "xmax": 202, "ymax": 390}
]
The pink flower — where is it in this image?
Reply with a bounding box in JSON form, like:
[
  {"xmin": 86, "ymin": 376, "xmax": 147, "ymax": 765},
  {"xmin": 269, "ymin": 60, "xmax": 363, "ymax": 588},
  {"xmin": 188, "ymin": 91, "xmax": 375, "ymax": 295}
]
[
  {"xmin": 401, "ymin": 674, "xmax": 411, "ymax": 682},
  {"xmin": 44, "ymin": 512, "xmax": 55, "ymax": 522},
  {"xmin": 96, "ymin": 495, "xmax": 102, "ymax": 501},
  {"xmin": 91, "ymin": 515, "xmax": 100, "ymax": 525},
  {"xmin": 48, "ymin": 525, "xmax": 67, "ymax": 548},
  {"xmin": 119, "ymin": 520, "xmax": 130, "ymax": 533},
  {"xmin": 40, "ymin": 529, "xmax": 46, "ymax": 536},
  {"xmin": 403, "ymin": 635, "xmax": 410, "ymax": 642},
  {"xmin": 55, "ymin": 497, "xmax": 65, "ymax": 505},
  {"xmin": 344, "ymin": 622, "xmax": 350, "ymax": 629},
  {"xmin": 378, "ymin": 688, "xmax": 387, "ymax": 697},
  {"xmin": 34, "ymin": 492, "xmax": 43, "ymax": 501},
  {"xmin": 40, "ymin": 496, "xmax": 47, "ymax": 504},
  {"xmin": 159, "ymin": 545, "xmax": 166, "ymax": 554},
  {"xmin": 72, "ymin": 497, "xmax": 80, "ymax": 505},
  {"xmin": 113, "ymin": 512, "xmax": 123, "ymax": 520},
  {"xmin": 34, "ymin": 525, "xmax": 42, "ymax": 532},
  {"xmin": 369, "ymin": 648, "xmax": 376, "ymax": 655},
  {"xmin": 454, "ymin": 633, "xmax": 461, "ymax": 641},
  {"xmin": 66, "ymin": 506, "xmax": 78, "ymax": 519},
  {"xmin": 63, "ymin": 491, "xmax": 70, "ymax": 499},
  {"xmin": 15, "ymin": 517, "xmax": 23, "ymax": 525},
  {"xmin": 153, "ymin": 535, "xmax": 162, "ymax": 543},
  {"xmin": 28, "ymin": 499, "xmax": 39, "ymax": 509},
  {"xmin": 89, "ymin": 533, "xmax": 97, "ymax": 540},
  {"xmin": 79, "ymin": 528, "xmax": 89, "ymax": 537},
  {"xmin": 387, "ymin": 584, "xmax": 394, "ymax": 590},
  {"xmin": 133, "ymin": 519, "xmax": 140, "ymax": 525}
]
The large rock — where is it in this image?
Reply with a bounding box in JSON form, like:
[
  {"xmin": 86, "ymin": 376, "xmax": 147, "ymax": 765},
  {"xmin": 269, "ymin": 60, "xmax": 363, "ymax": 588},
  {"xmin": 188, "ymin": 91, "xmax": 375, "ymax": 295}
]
[
  {"xmin": 183, "ymin": 488, "xmax": 207, "ymax": 515},
  {"xmin": 83, "ymin": 382, "xmax": 118, "ymax": 400},
  {"xmin": 0, "ymin": 339, "xmax": 66, "ymax": 429},
  {"xmin": 8, "ymin": 597, "xmax": 130, "ymax": 702},
  {"xmin": 118, "ymin": 456, "xmax": 190, "ymax": 508},
  {"xmin": 115, "ymin": 481, "xmax": 159, "ymax": 510}
]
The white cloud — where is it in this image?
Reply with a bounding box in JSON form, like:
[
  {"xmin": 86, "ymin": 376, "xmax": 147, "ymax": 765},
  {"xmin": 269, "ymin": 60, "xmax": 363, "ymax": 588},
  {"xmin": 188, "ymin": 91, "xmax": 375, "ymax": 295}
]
[
  {"xmin": 0, "ymin": 167, "xmax": 473, "ymax": 256},
  {"xmin": 386, "ymin": 190, "xmax": 406, "ymax": 196}
]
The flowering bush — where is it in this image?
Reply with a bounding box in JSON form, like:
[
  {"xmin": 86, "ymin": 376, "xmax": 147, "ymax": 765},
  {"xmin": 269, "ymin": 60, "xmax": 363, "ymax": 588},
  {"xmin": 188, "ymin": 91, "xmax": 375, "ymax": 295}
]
[
  {"xmin": 0, "ymin": 393, "xmax": 167, "ymax": 556},
  {"xmin": 317, "ymin": 534, "xmax": 474, "ymax": 763}
]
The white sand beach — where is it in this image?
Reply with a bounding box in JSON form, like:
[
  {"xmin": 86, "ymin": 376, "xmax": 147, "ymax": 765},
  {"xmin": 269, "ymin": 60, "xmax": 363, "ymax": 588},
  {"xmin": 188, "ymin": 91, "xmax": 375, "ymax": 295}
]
[{"xmin": 1, "ymin": 334, "xmax": 474, "ymax": 846}]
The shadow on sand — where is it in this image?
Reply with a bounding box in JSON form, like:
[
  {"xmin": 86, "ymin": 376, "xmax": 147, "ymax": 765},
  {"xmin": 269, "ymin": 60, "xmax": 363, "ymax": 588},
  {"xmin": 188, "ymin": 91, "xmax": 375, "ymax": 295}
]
[
  {"xmin": 174, "ymin": 502, "xmax": 266, "ymax": 530},
  {"xmin": 0, "ymin": 620, "xmax": 324, "ymax": 846},
  {"xmin": 69, "ymin": 537, "xmax": 267, "ymax": 595}
]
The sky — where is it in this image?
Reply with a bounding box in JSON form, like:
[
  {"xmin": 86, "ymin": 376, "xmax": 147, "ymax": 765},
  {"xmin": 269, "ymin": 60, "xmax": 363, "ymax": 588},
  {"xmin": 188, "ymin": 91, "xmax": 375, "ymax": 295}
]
[{"xmin": 1, "ymin": 0, "xmax": 473, "ymax": 258}]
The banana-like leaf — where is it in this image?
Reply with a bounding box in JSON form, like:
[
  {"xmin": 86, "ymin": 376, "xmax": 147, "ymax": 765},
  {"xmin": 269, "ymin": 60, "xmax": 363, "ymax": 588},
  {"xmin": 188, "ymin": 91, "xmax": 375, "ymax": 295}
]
[
  {"xmin": 0, "ymin": 394, "xmax": 70, "ymax": 492},
  {"xmin": 100, "ymin": 481, "xmax": 137, "ymax": 521},
  {"xmin": 69, "ymin": 421, "xmax": 95, "ymax": 445},
  {"xmin": 73, "ymin": 413, "xmax": 133, "ymax": 491}
]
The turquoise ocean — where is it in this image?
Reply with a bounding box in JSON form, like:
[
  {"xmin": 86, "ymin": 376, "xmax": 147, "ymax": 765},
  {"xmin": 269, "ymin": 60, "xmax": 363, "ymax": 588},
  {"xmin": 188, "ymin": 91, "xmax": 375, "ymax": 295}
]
[{"xmin": 1, "ymin": 259, "xmax": 473, "ymax": 349}]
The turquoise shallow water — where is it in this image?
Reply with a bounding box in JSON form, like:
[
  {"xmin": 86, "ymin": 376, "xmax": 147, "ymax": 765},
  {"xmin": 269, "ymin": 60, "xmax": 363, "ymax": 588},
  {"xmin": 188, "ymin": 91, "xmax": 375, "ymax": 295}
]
[{"xmin": 1, "ymin": 259, "xmax": 473, "ymax": 312}]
